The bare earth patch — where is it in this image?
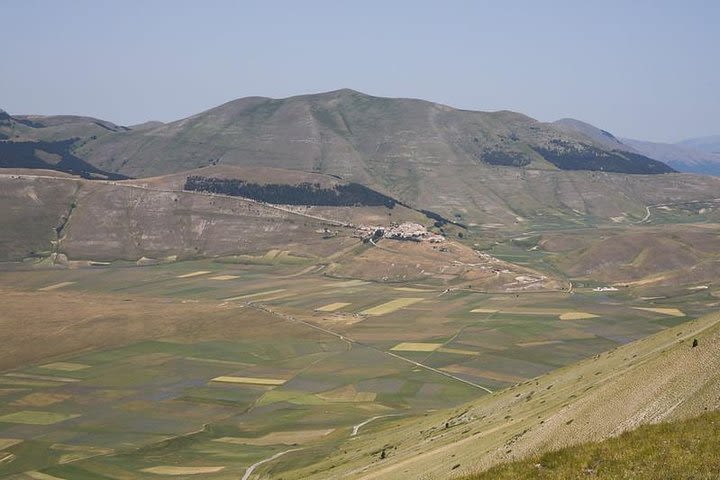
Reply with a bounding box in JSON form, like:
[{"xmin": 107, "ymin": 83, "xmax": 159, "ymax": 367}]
[
  {"xmin": 214, "ymin": 429, "xmax": 334, "ymax": 446},
  {"xmin": 209, "ymin": 275, "xmax": 240, "ymax": 281},
  {"xmin": 37, "ymin": 282, "xmax": 76, "ymax": 291},
  {"xmin": 210, "ymin": 376, "xmax": 286, "ymax": 386},
  {"xmin": 40, "ymin": 362, "xmax": 90, "ymax": 372},
  {"xmin": 559, "ymin": 312, "xmax": 600, "ymax": 320},
  {"xmin": 141, "ymin": 466, "xmax": 225, "ymax": 475},
  {"xmin": 176, "ymin": 271, "xmax": 212, "ymax": 278}
]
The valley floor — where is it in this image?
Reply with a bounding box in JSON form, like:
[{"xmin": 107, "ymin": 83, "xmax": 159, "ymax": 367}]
[{"xmin": 0, "ymin": 257, "xmax": 717, "ymax": 479}]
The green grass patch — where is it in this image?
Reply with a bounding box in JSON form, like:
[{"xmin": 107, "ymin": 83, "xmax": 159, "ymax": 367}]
[
  {"xmin": 464, "ymin": 410, "xmax": 720, "ymax": 479},
  {"xmin": 0, "ymin": 411, "xmax": 80, "ymax": 425}
]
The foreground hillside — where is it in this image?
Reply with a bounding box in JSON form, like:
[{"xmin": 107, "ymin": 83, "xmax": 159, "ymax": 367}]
[
  {"xmin": 279, "ymin": 310, "xmax": 720, "ymax": 479},
  {"xmin": 465, "ymin": 410, "xmax": 720, "ymax": 479}
]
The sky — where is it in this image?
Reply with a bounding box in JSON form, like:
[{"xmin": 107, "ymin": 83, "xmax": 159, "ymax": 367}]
[{"xmin": 2, "ymin": 0, "xmax": 718, "ymax": 142}]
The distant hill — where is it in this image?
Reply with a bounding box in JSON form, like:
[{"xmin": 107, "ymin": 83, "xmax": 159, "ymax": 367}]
[
  {"xmin": 622, "ymin": 137, "xmax": 720, "ymax": 176},
  {"xmin": 0, "ymin": 109, "xmax": 129, "ymax": 179},
  {"xmin": 677, "ymin": 134, "xmax": 720, "ymax": 155},
  {"xmin": 71, "ymin": 90, "xmax": 671, "ymax": 183},
  {"xmin": 552, "ymin": 117, "xmax": 720, "ymax": 176}
]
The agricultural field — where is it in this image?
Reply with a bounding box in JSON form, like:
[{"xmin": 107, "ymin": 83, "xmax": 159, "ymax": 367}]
[{"xmin": 0, "ymin": 253, "xmax": 715, "ymax": 479}]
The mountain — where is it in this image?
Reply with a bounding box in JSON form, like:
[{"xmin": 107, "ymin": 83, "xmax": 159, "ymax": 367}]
[
  {"xmin": 622, "ymin": 137, "xmax": 720, "ymax": 175},
  {"xmin": 73, "ymin": 90, "xmax": 672, "ymax": 184},
  {"xmin": 552, "ymin": 118, "xmax": 631, "ymax": 151},
  {"xmin": 551, "ymin": 117, "xmax": 720, "ymax": 176},
  {"xmin": 677, "ymin": 134, "xmax": 720, "ymax": 155},
  {"xmin": 0, "ymin": 109, "xmax": 129, "ymax": 179}
]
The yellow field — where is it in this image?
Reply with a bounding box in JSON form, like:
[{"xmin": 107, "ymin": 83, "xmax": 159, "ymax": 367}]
[
  {"xmin": 176, "ymin": 271, "xmax": 211, "ymax": 278},
  {"xmin": 470, "ymin": 308, "xmax": 499, "ymax": 314},
  {"xmin": 141, "ymin": 466, "xmax": 225, "ymax": 475},
  {"xmin": 394, "ymin": 287, "xmax": 434, "ymax": 292},
  {"xmin": 13, "ymin": 393, "xmax": 71, "ymax": 407},
  {"xmin": 0, "ymin": 438, "xmax": 21, "ymax": 450},
  {"xmin": 633, "ymin": 307, "xmax": 686, "ymax": 317},
  {"xmin": 37, "ymin": 282, "xmax": 76, "ymax": 292},
  {"xmin": 559, "ymin": 312, "xmax": 600, "ymax": 320},
  {"xmin": 391, "ymin": 342, "xmax": 443, "ymax": 352},
  {"xmin": 210, "ymin": 376, "xmax": 286, "ymax": 386},
  {"xmin": 315, "ymin": 302, "xmax": 352, "ymax": 312},
  {"xmin": 361, "ymin": 298, "xmax": 424, "ymax": 315},
  {"xmin": 224, "ymin": 289, "xmax": 286, "ymax": 301},
  {"xmin": 209, "ymin": 275, "xmax": 239, "ymax": 281},
  {"xmin": 40, "ymin": 362, "xmax": 90, "ymax": 372},
  {"xmin": 214, "ymin": 429, "xmax": 334, "ymax": 446},
  {"xmin": 0, "ymin": 411, "xmax": 80, "ymax": 425}
]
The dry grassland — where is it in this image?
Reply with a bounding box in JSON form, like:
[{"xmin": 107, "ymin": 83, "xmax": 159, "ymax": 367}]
[{"xmin": 141, "ymin": 466, "xmax": 225, "ymax": 475}]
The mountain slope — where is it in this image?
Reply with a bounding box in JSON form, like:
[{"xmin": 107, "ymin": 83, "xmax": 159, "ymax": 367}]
[
  {"xmin": 466, "ymin": 410, "xmax": 720, "ymax": 479},
  {"xmin": 72, "ymin": 90, "xmax": 672, "ymax": 186},
  {"xmin": 678, "ymin": 135, "xmax": 720, "ymax": 154},
  {"xmin": 552, "ymin": 118, "xmax": 631, "ymax": 151},
  {"xmin": 622, "ymin": 137, "xmax": 720, "ymax": 175},
  {"xmin": 0, "ymin": 109, "xmax": 129, "ymax": 179},
  {"xmin": 280, "ymin": 310, "xmax": 720, "ymax": 479}
]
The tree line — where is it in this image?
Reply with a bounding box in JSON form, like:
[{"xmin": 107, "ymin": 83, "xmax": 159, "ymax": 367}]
[{"xmin": 184, "ymin": 175, "xmax": 398, "ymax": 207}]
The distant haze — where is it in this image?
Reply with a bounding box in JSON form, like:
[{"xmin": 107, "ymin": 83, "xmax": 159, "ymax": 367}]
[{"xmin": 2, "ymin": 0, "xmax": 718, "ymax": 142}]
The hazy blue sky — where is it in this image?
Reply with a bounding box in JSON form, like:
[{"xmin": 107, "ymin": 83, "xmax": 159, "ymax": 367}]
[{"xmin": 2, "ymin": 0, "xmax": 718, "ymax": 142}]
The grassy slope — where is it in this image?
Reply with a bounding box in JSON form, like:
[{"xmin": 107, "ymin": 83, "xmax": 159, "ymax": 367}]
[
  {"xmin": 284, "ymin": 310, "xmax": 720, "ymax": 479},
  {"xmin": 465, "ymin": 410, "xmax": 720, "ymax": 479}
]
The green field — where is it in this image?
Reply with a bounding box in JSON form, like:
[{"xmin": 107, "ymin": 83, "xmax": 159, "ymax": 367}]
[{"xmin": 0, "ymin": 256, "xmax": 715, "ymax": 479}]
